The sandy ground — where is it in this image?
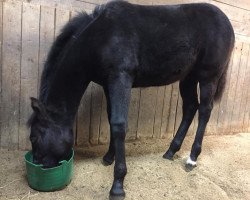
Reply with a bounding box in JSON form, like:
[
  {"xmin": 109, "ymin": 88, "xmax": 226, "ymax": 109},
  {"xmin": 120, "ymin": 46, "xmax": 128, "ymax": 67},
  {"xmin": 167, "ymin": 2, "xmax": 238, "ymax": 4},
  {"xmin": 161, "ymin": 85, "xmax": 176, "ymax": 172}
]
[{"xmin": 0, "ymin": 133, "xmax": 249, "ymax": 200}]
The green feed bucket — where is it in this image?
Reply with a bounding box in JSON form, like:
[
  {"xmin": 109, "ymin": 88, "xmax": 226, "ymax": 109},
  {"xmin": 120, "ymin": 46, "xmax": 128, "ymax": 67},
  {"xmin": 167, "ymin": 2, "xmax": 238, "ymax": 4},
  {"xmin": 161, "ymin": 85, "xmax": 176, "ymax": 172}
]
[{"xmin": 24, "ymin": 149, "xmax": 74, "ymax": 192}]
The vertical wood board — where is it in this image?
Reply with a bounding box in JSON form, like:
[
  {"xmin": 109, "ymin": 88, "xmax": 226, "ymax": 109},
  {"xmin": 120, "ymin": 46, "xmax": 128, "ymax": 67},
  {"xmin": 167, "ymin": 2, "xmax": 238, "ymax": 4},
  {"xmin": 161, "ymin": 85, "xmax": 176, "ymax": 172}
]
[
  {"xmin": 230, "ymin": 42, "xmax": 249, "ymax": 132},
  {"xmin": 19, "ymin": 3, "xmax": 40, "ymax": 150},
  {"xmin": 77, "ymin": 84, "xmax": 92, "ymax": 146},
  {"xmin": 126, "ymin": 88, "xmax": 140, "ymax": 140},
  {"xmin": 0, "ymin": 1, "xmax": 3, "ymax": 146},
  {"xmin": 243, "ymin": 44, "xmax": 250, "ymax": 131},
  {"xmin": 55, "ymin": 8, "xmax": 70, "ymax": 38},
  {"xmin": 38, "ymin": 6, "xmax": 55, "ymax": 91},
  {"xmin": 217, "ymin": 54, "xmax": 234, "ymax": 133},
  {"xmin": 89, "ymin": 83, "xmax": 103, "ymax": 145},
  {"xmin": 174, "ymin": 91, "xmax": 182, "ymax": 135},
  {"xmin": 153, "ymin": 86, "xmax": 166, "ymax": 138},
  {"xmin": 225, "ymin": 42, "xmax": 243, "ymax": 133},
  {"xmin": 99, "ymin": 90, "xmax": 109, "ymax": 144},
  {"xmin": 167, "ymin": 83, "xmax": 179, "ymax": 137},
  {"xmin": 1, "ymin": 1, "xmax": 22, "ymax": 149},
  {"xmin": 160, "ymin": 86, "xmax": 172, "ymax": 139},
  {"xmin": 137, "ymin": 87, "xmax": 157, "ymax": 138}
]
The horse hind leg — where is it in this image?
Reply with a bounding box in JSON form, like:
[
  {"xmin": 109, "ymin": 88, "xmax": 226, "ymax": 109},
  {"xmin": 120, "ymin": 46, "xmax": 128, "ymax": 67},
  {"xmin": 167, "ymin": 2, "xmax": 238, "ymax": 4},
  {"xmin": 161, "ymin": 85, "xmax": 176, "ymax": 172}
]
[
  {"xmin": 185, "ymin": 80, "xmax": 217, "ymax": 171},
  {"xmin": 163, "ymin": 75, "xmax": 199, "ymax": 160}
]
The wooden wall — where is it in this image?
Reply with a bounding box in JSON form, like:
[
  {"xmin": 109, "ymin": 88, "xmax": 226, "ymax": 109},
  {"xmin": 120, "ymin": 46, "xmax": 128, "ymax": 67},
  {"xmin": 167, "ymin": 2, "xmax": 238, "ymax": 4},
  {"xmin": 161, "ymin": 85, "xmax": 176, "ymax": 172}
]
[{"xmin": 0, "ymin": 0, "xmax": 249, "ymax": 150}]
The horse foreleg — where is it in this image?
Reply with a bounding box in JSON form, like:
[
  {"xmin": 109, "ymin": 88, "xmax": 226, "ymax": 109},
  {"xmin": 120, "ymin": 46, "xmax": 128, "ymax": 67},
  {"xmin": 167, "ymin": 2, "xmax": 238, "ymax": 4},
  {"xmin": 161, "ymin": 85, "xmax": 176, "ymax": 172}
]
[
  {"xmin": 185, "ymin": 81, "xmax": 216, "ymax": 171},
  {"xmin": 164, "ymin": 75, "xmax": 198, "ymax": 160},
  {"xmin": 102, "ymin": 90, "xmax": 115, "ymax": 166},
  {"xmin": 105, "ymin": 72, "xmax": 132, "ymax": 198},
  {"xmin": 102, "ymin": 137, "xmax": 115, "ymax": 166}
]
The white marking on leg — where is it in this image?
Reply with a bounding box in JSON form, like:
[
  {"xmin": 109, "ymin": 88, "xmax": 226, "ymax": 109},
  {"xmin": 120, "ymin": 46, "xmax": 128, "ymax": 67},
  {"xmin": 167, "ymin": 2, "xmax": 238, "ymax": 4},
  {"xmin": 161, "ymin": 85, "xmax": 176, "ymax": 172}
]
[{"xmin": 186, "ymin": 156, "xmax": 197, "ymax": 166}]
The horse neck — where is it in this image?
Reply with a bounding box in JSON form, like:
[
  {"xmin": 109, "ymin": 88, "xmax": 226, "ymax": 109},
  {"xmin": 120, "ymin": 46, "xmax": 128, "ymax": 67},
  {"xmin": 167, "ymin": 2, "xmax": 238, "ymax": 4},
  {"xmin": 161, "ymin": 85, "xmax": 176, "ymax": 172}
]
[{"xmin": 40, "ymin": 64, "xmax": 90, "ymax": 127}]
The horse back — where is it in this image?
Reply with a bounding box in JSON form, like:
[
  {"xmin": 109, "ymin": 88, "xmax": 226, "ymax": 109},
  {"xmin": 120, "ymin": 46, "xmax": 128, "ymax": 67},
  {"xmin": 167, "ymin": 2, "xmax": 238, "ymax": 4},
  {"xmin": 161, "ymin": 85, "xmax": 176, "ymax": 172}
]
[{"xmin": 81, "ymin": 2, "xmax": 235, "ymax": 86}]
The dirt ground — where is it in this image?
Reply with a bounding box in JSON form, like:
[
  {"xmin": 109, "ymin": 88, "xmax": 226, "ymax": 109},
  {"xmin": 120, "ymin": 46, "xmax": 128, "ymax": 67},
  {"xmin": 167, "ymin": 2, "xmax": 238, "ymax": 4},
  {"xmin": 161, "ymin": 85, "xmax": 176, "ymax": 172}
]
[{"xmin": 0, "ymin": 133, "xmax": 249, "ymax": 200}]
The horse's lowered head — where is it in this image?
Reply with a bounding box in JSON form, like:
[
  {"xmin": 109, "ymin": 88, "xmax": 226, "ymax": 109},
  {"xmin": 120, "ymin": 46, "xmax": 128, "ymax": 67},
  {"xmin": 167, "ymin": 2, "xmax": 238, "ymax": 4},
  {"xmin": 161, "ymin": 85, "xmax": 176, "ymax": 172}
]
[{"xmin": 28, "ymin": 97, "xmax": 74, "ymax": 168}]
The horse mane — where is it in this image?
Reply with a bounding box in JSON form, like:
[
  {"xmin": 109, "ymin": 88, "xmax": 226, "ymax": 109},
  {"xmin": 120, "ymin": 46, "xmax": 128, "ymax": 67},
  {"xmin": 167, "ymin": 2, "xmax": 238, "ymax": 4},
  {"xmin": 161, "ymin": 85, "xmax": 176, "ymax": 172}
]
[
  {"xmin": 39, "ymin": 2, "xmax": 109, "ymax": 103},
  {"xmin": 27, "ymin": 6, "xmax": 108, "ymax": 127}
]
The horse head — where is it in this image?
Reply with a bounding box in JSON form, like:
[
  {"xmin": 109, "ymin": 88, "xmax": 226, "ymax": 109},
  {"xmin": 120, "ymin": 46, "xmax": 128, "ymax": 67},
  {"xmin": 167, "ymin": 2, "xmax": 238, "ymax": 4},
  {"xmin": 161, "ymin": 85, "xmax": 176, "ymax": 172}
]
[{"xmin": 28, "ymin": 97, "xmax": 74, "ymax": 168}]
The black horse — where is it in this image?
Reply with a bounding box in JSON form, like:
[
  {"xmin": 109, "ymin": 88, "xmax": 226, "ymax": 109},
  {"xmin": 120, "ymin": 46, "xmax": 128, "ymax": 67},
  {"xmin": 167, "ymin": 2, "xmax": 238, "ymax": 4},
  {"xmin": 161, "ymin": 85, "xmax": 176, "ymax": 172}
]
[{"xmin": 28, "ymin": 1, "xmax": 234, "ymax": 198}]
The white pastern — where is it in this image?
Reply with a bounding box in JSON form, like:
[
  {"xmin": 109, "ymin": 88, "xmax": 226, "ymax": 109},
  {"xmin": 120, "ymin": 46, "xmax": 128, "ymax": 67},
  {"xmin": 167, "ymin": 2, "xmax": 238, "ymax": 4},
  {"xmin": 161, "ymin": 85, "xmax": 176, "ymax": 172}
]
[{"xmin": 186, "ymin": 156, "xmax": 197, "ymax": 166}]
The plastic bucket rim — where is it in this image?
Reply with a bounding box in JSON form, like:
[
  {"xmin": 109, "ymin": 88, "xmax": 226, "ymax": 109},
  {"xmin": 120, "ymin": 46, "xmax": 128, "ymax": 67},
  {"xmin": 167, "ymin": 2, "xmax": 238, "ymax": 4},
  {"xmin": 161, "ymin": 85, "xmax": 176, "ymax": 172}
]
[{"xmin": 24, "ymin": 148, "xmax": 74, "ymax": 171}]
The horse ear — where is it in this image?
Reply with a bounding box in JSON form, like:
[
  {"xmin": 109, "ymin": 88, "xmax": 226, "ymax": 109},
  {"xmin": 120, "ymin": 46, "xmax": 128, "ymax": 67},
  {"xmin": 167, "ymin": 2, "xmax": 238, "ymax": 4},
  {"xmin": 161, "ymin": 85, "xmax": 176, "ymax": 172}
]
[{"xmin": 30, "ymin": 97, "xmax": 47, "ymax": 118}]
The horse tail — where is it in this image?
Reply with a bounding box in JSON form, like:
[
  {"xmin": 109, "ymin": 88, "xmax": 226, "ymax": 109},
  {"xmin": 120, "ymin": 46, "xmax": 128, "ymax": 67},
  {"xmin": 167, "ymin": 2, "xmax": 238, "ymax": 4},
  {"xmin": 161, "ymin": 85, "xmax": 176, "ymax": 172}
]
[{"xmin": 214, "ymin": 61, "xmax": 230, "ymax": 102}]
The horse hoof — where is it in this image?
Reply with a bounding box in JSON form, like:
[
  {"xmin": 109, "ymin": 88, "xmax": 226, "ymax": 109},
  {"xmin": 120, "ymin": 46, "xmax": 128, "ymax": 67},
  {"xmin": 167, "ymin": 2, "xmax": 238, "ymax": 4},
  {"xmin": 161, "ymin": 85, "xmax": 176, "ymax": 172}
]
[
  {"xmin": 163, "ymin": 151, "xmax": 174, "ymax": 160},
  {"xmin": 109, "ymin": 191, "xmax": 125, "ymax": 200},
  {"xmin": 185, "ymin": 156, "xmax": 197, "ymax": 172},
  {"xmin": 109, "ymin": 194, "xmax": 125, "ymax": 200},
  {"xmin": 102, "ymin": 156, "xmax": 114, "ymax": 166},
  {"xmin": 185, "ymin": 163, "xmax": 196, "ymax": 172},
  {"xmin": 109, "ymin": 180, "xmax": 125, "ymax": 200},
  {"xmin": 109, "ymin": 188, "xmax": 125, "ymax": 200}
]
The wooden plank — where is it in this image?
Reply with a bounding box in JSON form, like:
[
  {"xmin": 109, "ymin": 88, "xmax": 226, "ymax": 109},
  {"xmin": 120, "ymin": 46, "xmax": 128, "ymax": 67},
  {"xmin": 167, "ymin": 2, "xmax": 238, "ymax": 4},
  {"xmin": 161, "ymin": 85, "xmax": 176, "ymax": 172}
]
[
  {"xmin": 160, "ymin": 85, "xmax": 172, "ymax": 139},
  {"xmin": 230, "ymin": 20, "xmax": 250, "ymax": 38},
  {"xmin": 238, "ymin": 43, "xmax": 250, "ymax": 132},
  {"xmin": 153, "ymin": 86, "xmax": 166, "ymax": 138},
  {"xmin": 211, "ymin": 0, "xmax": 250, "ymax": 41},
  {"xmin": 174, "ymin": 90, "xmax": 182, "ymax": 135},
  {"xmin": 153, "ymin": 0, "xmax": 210, "ymax": 5},
  {"xmin": 230, "ymin": 42, "xmax": 249, "ymax": 133},
  {"xmin": 0, "ymin": 1, "xmax": 2, "ymax": 91},
  {"xmin": 38, "ymin": 6, "xmax": 55, "ymax": 90},
  {"xmin": 217, "ymin": 49, "xmax": 234, "ymax": 133},
  {"xmin": 213, "ymin": 0, "xmax": 250, "ymax": 11},
  {"xmin": 55, "ymin": 8, "xmax": 70, "ymax": 38},
  {"xmin": 77, "ymin": 84, "xmax": 92, "ymax": 146},
  {"xmin": 208, "ymin": 75, "xmax": 222, "ymax": 135},
  {"xmin": 0, "ymin": 1, "xmax": 22, "ymax": 149},
  {"xmin": 129, "ymin": 0, "xmax": 151, "ymax": 5},
  {"xmin": 191, "ymin": 111, "xmax": 198, "ymax": 136},
  {"xmin": 0, "ymin": 1, "xmax": 3, "ymax": 147},
  {"xmin": 127, "ymin": 88, "xmax": 140, "ymax": 140},
  {"xmin": 89, "ymin": 83, "xmax": 103, "ymax": 145},
  {"xmin": 235, "ymin": 34, "xmax": 250, "ymax": 44},
  {"xmin": 166, "ymin": 83, "xmax": 179, "ymax": 137},
  {"xmin": 19, "ymin": 3, "xmax": 40, "ymax": 150},
  {"xmin": 190, "ymin": 84, "xmax": 200, "ymax": 136},
  {"xmin": 137, "ymin": 87, "xmax": 157, "ymax": 138},
  {"xmin": 207, "ymin": 95, "xmax": 220, "ymax": 135},
  {"xmin": 211, "ymin": 1, "xmax": 250, "ymax": 23},
  {"xmin": 224, "ymin": 41, "xmax": 243, "ymax": 133},
  {"xmin": 99, "ymin": 89, "xmax": 109, "ymax": 144},
  {"xmin": 219, "ymin": 45, "xmax": 237, "ymax": 134},
  {"xmin": 3, "ymin": 0, "xmax": 98, "ymax": 12},
  {"xmin": 243, "ymin": 44, "xmax": 250, "ymax": 132}
]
